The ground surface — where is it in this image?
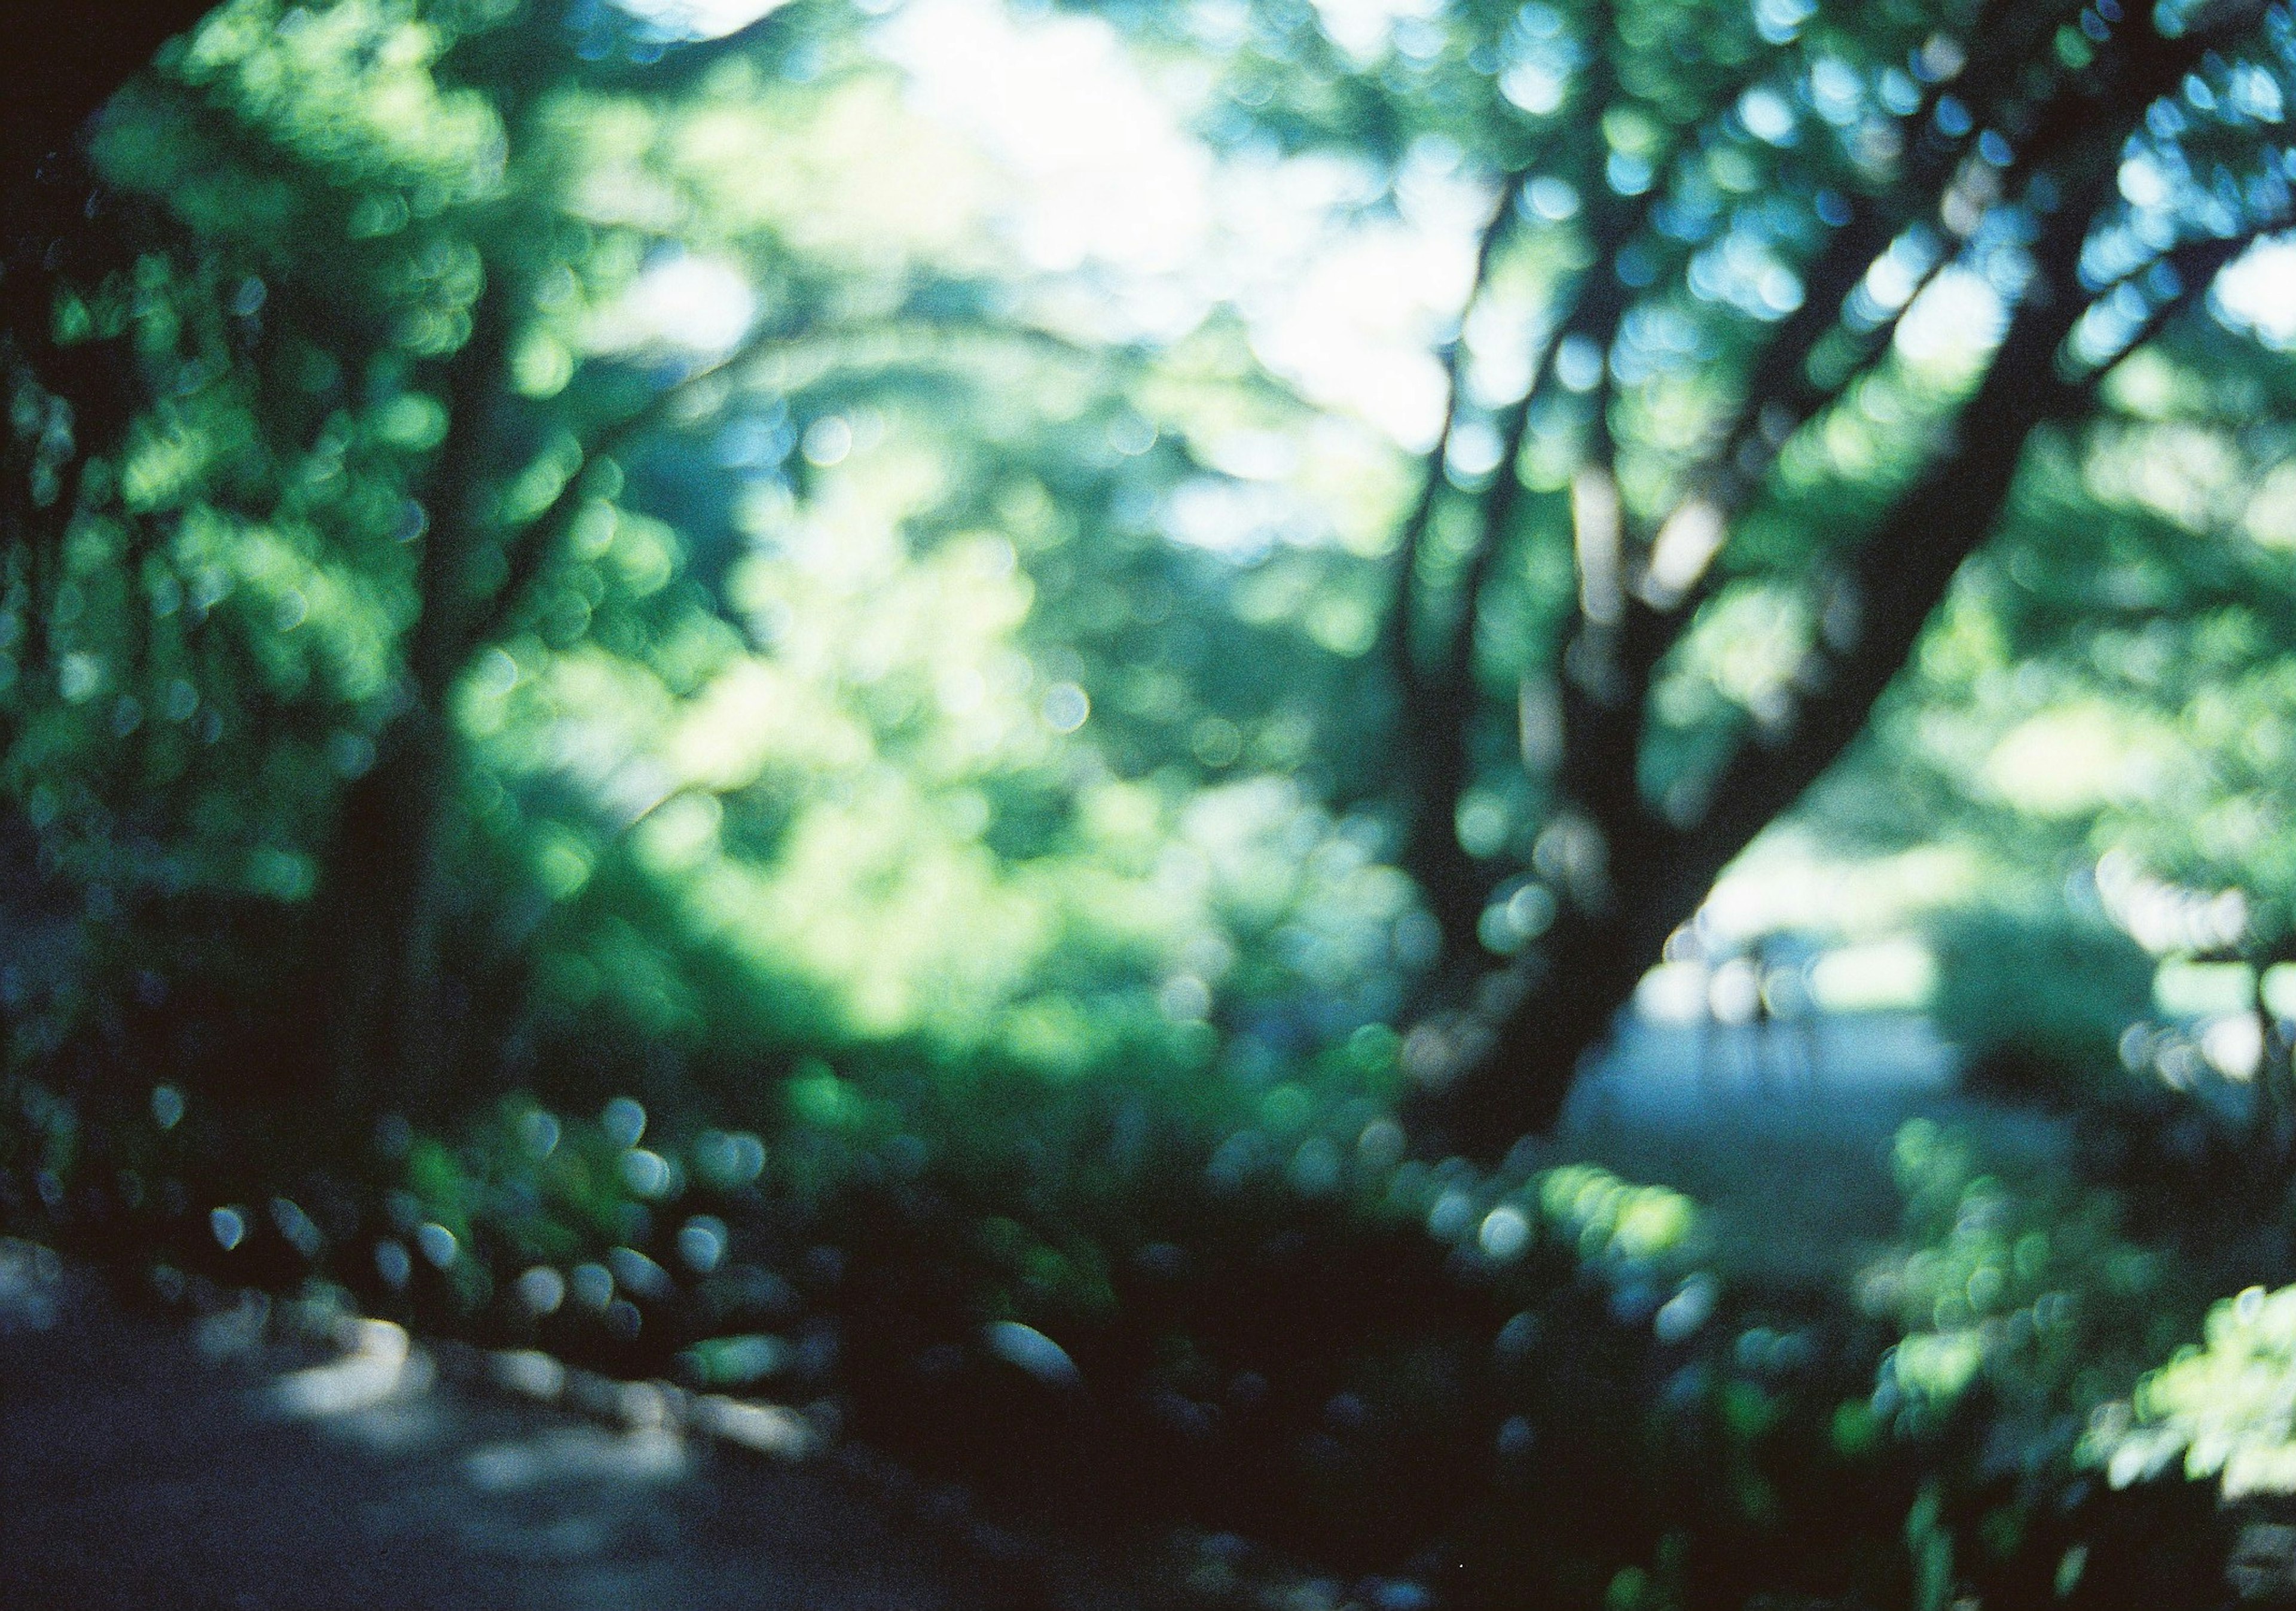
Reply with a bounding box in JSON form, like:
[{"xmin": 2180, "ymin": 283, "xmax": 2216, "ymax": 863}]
[
  {"xmin": 1557, "ymin": 1010, "xmax": 2065, "ymax": 1284},
  {"xmin": 0, "ymin": 1011, "xmax": 2020, "ymax": 1608},
  {"xmin": 0, "ymin": 1249, "xmax": 996, "ymax": 1610}
]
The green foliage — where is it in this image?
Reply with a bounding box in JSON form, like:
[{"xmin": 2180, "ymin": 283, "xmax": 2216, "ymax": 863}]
[
  {"xmin": 1856, "ymin": 335, "xmax": 2296, "ymax": 1089},
  {"xmin": 2089, "ymin": 1282, "xmax": 2296, "ymax": 1499},
  {"xmin": 1863, "ymin": 1120, "xmax": 2188, "ymax": 1441},
  {"xmin": 3, "ymin": 0, "xmax": 2296, "ymax": 1606},
  {"xmin": 1929, "ymin": 905, "xmax": 2155, "ymax": 1096}
]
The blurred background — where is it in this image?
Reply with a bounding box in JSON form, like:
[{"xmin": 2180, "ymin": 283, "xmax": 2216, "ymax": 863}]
[{"xmin": 5, "ymin": 0, "xmax": 2296, "ymax": 1605}]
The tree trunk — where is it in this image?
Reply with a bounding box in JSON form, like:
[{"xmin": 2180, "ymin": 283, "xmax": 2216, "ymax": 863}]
[
  {"xmin": 1410, "ymin": 169, "xmax": 2126, "ymax": 1156},
  {"xmin": 306, "ymin": 709, "xmax": 459, "ymax": 1118}
]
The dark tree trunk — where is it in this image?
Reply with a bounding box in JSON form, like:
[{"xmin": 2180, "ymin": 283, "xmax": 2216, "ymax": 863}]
[
  {"xmin": 300, "ymin": 286, "xmax": 515, "ymax": 1117},
  {"xmin": 1409, "ymin": 170, "xmax": 2160, "ymax": 1155},
  {"xmin": 1400, "ymin": 0, "xmax": 2271, "ymax": 1157},
  {"xmin": 304, "ymin": 710, "xmax": 459, "ymax": 1119}
]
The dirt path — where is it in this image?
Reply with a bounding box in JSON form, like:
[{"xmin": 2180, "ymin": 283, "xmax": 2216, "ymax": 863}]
[
  {"xmin": 1557, "ymin": 1012, "xmax": 2069, "ymax": 1286},
  {"xmin": 0, "ymin": 1248, "xmax": 996, "ymax": 1610}
]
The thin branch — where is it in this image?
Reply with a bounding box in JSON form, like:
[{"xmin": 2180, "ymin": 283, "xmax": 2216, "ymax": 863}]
[
  {"xmin": 462, "ymin": 318, "xmax": 784, "ymax": 656},
  {"xmin": 463, "ymin": 287, "xmax": 1148, "ymax": 662},
  {"xmin": 1388, "ymin": 167, "xmax": 1531, "ymax": 702},
  {"xmin": 1628, "ymin": 0, "xmax": 2265, "ymax": 634},
  {"xmin": 2063, "ymin": 226, "xmax": 2277, "ymax": 404},
  {"xmin": 1662, "ymin": 0, "xmax": 2053, "ymax": 533},
  {"xmin": 1645, "ymin": 158, "xmax": 2128, "ymax": 939},
  {"xmin": 1411, "ymin": 4, "xmax": 2280, "ymax": 1149},
  {"xmin": 1396, "ymin": 201, "xmax": 1635, "ymax": 953},
  {"xmin": 407, "ymin": 289, "xmax": 518, "ymax": 703},
  {"xmin": 1450, "ymin": 380, "xmax": 1544, "ymax": 691}
]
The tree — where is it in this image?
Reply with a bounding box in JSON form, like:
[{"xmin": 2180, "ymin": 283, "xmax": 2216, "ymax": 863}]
[
  {"xmin": 3, "ymin": 0, "xmax": 1419, "ymax": 1133},
  {"xmin": 11, "ymin": 0, "xmax": 2296, "ymax": 1165},
  {"xmin": 1152, "ymin": 0, "xmax": 2296, "ymax": 1151},
  {"xmin": 0, "ymin": 0, "xmax": 850, "ymax": 1110},
  {"xmin": 1839, "ymin": 313, "xmax": 2296, "ymax": 1136}
]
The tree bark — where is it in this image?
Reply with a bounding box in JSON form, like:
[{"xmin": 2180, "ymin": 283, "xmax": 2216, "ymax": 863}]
[{"xmin": 306, "ymin": 709, "xmax": 459, "ymax": 1117}]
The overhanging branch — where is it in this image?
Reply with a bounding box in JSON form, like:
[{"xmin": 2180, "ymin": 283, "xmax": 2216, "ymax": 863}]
[
  {"xmin": 461, "ymin": 321, "xmax": 785, "ymax": 658},
  {"xmin": 1407, "ymin": 0, "xmax": 2279, "ymax": 1149}
]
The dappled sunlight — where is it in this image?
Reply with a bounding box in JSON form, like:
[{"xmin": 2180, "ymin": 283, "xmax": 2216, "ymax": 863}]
[
  {"xmin": 8, "ymin": 0, "xmax": 2296, "ymax": 1605},
  {"xmin": 271, "ymin": 1315, "xmax": 429, "ymax": 1418}
]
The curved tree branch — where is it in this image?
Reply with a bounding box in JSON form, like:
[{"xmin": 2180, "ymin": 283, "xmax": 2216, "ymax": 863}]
[{"xmin": 1408, "ymin": 0, "xmax": 2275, "ymax": 1152}]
